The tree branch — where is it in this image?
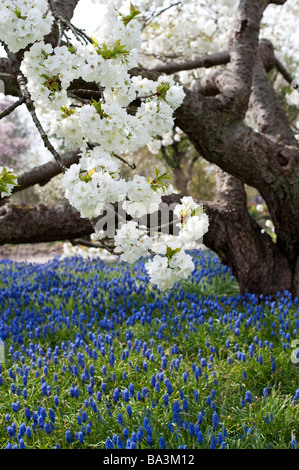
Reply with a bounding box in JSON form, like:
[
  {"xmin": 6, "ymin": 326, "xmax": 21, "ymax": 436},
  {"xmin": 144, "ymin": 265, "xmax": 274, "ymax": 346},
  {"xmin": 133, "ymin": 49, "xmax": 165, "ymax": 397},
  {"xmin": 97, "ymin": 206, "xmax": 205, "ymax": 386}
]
[
  {"xmin": 3, "ymin": 45, "xmax": 66, "ymax": 171},
  {"xmin": 0, "ymin": 97, "xmax": 26, "ymax": 120},
  {"xmin": 0, "ymin": 202, "xmax": 93, "ymax": 244},
  {"xmin": 0, "ymin": 149, "xmax": 80, "ymax": 206},
  {"xmin": 150, "ymin": 51, "xmax": 230, "ymax": 75},
  {"xmin": 275, "ymin": 57, "xmax": 295, "ymax": 85},
  {"xmin": 249, "ymin": 44, "xmax": 297, "ymax": 146}
]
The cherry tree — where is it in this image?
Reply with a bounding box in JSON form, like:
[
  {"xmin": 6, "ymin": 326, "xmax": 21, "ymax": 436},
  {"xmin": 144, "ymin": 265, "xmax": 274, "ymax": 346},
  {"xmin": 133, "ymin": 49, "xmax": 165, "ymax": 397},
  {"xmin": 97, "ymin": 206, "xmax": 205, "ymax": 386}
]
[{"xmin": 0, "ymin": 0, "xmax": 299, "ymax": 295}]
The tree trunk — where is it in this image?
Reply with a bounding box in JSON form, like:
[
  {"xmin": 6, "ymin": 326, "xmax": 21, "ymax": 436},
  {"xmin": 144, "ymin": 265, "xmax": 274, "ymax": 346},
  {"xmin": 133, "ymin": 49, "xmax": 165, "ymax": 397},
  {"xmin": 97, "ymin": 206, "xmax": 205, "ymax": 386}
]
[{"xmin": 202, "ymin": 167, "xmax": 294, "ymax": 296}]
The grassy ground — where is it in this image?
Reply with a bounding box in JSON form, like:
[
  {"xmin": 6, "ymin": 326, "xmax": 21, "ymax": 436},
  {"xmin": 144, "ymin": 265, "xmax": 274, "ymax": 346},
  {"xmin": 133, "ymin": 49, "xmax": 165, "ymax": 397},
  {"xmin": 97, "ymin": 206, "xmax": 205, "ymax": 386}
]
[{"xmin": 0, "ymin": 250, "xmax": 298, "ymax": 449}]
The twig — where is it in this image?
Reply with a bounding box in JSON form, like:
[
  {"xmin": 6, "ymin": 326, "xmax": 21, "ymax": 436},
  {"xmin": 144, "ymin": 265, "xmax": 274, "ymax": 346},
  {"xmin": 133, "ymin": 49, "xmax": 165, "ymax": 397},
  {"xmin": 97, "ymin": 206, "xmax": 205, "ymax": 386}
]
[
  {"xmin": 86, "ymin": 142, "xmax": 137, "ymax": 170},
  {"xmin": 142, "ymin": 2, "xmax": 182, "ymax": 28},
  {"xmin": 3, "ymin": 43, "xmax": 66, "ymax": 171},
  {"xmin": 70, "ymin": 237, "xmax": 115, "ymax": 254},
  {"xmin": 48, "ymin": 0, "xmax": 93, "ymax": 45},
  {"xmin": 67, "ymin": 89, "xmax": 103, "ymax": 97},
  {"xmin": 275, "ymin": 57, "xmax": 295, "ymax": 86},
  {"xmin": 0, "ymin": 96, "xmax": 26, "ymax": 120},
  {"xmin": 67, "ymin": 92, "xmax": 90, "ymax": 104},
  {"xmin": 113, "ymin": 153, "xmax": 136, "ymax": 170}
]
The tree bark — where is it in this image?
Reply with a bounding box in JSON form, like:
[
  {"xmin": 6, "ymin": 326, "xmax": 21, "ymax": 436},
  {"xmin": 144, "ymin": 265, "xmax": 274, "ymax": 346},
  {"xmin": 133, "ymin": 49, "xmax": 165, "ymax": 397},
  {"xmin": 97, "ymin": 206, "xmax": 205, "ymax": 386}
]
[
  {"xmin": 204, "ymin": 168, "xmax": 294, "ymax": 295},
  {"xmin": 0, "ymin": 203, "xmax": 93, "ymax": 244}
]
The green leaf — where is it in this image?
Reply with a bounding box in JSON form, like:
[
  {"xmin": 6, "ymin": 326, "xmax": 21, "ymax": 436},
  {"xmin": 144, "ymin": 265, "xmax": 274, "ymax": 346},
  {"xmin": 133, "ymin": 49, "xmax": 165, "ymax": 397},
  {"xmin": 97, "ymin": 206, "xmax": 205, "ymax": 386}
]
[
  {"xmin": 165, "ymin": 245, "xmax": 181, "ymax": 260},
  {"xmin": 0, "ymin": 167, "xmax": 19, "ymax": 195},
  {"xmin": 13, "ymin": 7, "xmax": 27, "ymax": 20},
  {"xmin": 60, "ymin": 106, "xmax": 75, "ymax": 119},
  {"xmin": 68, "ymin": 45, "xmax": 77, "ymax": 54},
  {"xmin": 157, "ymin": 82, "xmax": 171, "ymax": 100},
  {"xmin": 121, "ymin": 3, "xmax": 141, "ymax": 26},
  {"xmin": 150, "ymin": 168, "xmax": 173, "ymax": 192},
  {"xmin": 79, "ymin": 171, "xmax": 93, "ymax": 183},
  {"xmin": 92, "ymin": 38, "xmax": 130, "ymax": 63},
  {"xmin": 40, "ymin": 74, "xmax": 62, "ymax": 96},
  {"xmin": 90, "ymin": 98, "xmax": 108, "ymax": 118}
]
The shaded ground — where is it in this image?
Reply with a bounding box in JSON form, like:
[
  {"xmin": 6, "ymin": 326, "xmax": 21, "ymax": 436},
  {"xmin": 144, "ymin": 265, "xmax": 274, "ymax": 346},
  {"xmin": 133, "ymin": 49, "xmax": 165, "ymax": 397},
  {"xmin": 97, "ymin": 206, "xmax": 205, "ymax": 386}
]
[{"xmin": 0, "ymin": 242, "xmax": 64, "ymax": 263}]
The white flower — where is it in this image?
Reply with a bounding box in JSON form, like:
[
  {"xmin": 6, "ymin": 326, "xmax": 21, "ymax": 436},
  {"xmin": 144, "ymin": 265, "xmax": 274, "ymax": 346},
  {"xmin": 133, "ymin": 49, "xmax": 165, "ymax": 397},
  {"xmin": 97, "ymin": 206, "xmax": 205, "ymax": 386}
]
[
  {"xmin": 114, "ymin": 221, "xmax": 152, "ymax": 263},
  {"xmin": 174, "ymin": 196, "xmax": 198, "ymax": 217},
  {"xmin": 123, "ymin": 174, "xmax": 162, "ymax": 218},
  {"xmin": 178, "ymin": 213, "xmax": 209, "ymax": 243},
  {"xmin": 0, "ymin": 0, "xmax": 54, "ymax": 53},
  {"xmin": 145, "ymin": 239, "xmax": 194, "ymax": 290},
  {"xmin": 145, "ymin": 254, "xmax": 177, "ymax": 290},
  {"xmin": 256, "ymin": 204, "xmax": 264, "ymax": 212}
]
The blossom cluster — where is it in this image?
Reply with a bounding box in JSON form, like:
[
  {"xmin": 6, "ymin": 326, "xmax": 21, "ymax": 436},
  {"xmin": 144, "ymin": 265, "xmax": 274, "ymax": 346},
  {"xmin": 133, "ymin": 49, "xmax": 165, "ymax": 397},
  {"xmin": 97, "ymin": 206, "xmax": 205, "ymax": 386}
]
[
  {"xmin": 61, "ymin": 147, "xmax": 128, "ymax": 218},
  {"xmin": 174, "ymin": 196, "xmax": 209, "ymax": 243},
  {"xmin": 0, "ymin": 0, "xmax": 53, "ymax": 53},
  {"xmin": 145, "ymin": 239, "xmax": 195, "ymax": 291}
]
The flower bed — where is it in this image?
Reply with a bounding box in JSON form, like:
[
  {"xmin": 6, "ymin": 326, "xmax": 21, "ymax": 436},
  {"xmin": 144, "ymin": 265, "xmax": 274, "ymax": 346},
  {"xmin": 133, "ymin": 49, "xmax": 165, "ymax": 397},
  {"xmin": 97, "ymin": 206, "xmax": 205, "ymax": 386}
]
[{"xmin": 0, "ymin": 250, "xmax": 298, "ymax": 449}]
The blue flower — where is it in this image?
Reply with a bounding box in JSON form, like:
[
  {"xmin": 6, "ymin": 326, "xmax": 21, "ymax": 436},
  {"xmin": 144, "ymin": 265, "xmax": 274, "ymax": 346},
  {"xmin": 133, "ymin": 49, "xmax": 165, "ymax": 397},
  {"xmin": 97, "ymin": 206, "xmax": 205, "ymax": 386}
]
[
  {"xmin": 137, "ymin": 427, "xmax": 143, "ymax": 442},
  {"xmin": 245, "ymin": 390, "xmax": 252, "ymax": 404},
  {"xmin": 45, "ymin": 422, "xmax": 52, "ymax": 434},
  {"xmin": 127, "ymin": 382, "xmax": 135, "ymax": 397},
  {"xmin": 291, "ymin": 436, "xmax": 297, "ymax": 449},
  {"xmin": 159, "ymin": 436, "xmax": 166, "ymax": 449},
  {"xmin": 105, "ymin": 437, "xmax": 114, "ymax": 449},
  {"xmin": 212, "ymin": 411, "xmax": 220, "ymax": 429},
  {"xmin": 126, "ymin": 405, "xmax": 132, "ymax": 418},
  {"xmin": 168, "ymin": 421, "xmax": 174, "ymax": 433},
  {"xmin": 188, "ymin": 422, "xmax": 195, "ymax": 436},
  {"xmin": 82, "ymin": 410, "xmax": 87, "ymax": 423},
  {"xmin": 112, "ymin": 388, "xmax": 120, "ymax": 403},
  {"xmin": 122, "ymin": 389, "xmax": 129, "ymax": 402},
  {"xmin": 150, "ymin": 375, "xmax": 156, "ymax": 387},
  {"xmin": 210, "ymin": 435, "xmax": 218, "ymax": 449},
  {"xmin": 117, "ymin": 436, "xmax": 125, "ymax": 449},
  {"xmin": 182, "ymin": 398, "xmax": 189, "ymax": 412},
  {"xmin": 19, "ymin": 439, "xmax": 25, "ymax": 449},
  {"xmin": 196, "ymin": 429, "xmax": 203, "ymax": 445},
  {"xmin": 49, "ymin": 408, "xmax": 55, "ymax": 423},
  {"xmin": 65, "ymin": 430, "xmax": 72, "ymax": 443}
]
